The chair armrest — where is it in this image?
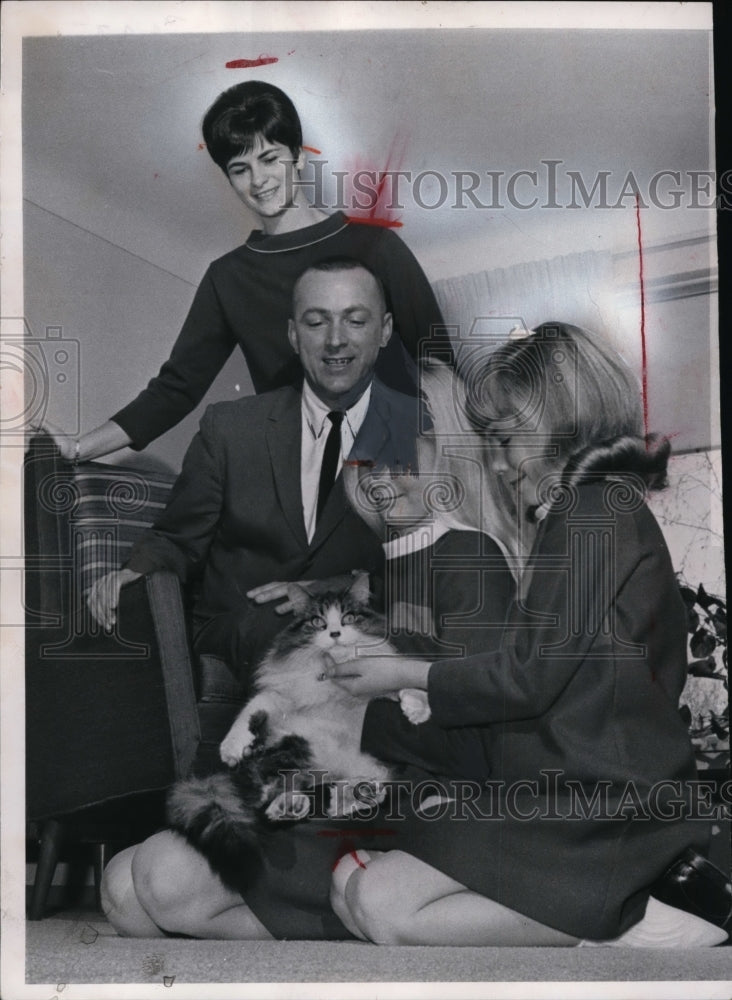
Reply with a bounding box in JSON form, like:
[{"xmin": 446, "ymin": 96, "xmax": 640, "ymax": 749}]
[{"xmin": 138, "ymin": 571, "xmax": 200, "ymax": 780}]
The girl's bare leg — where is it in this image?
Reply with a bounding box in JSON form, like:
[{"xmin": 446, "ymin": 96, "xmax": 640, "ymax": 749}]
[
  {"xmin": 102, "ymin": 831, "xmax": 272, "ymax": 940},
  {"xmin": 332, "ymin": 849, "xmax": 578, "ymax": 947},
  {"xmin": 100, "ymin": 845, "xmax": 167, "ymax": 937}
]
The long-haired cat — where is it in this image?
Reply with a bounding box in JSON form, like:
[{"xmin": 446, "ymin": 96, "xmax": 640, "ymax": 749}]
[{"xmin": 166, "ymin": 572, "xmax": 428, "ymax": 891}]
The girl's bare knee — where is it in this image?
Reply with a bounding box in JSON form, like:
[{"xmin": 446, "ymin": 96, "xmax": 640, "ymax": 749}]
[
  {"xmin": 100, "ymin": 844, "xmax": 167, "ymax": 938},
  {"xmin": 345, "ymin": 854, "xmax": 410, "ymax": 945},
  {"xmin": 100, "ymin": 845, "xmax": 135, "ymax": 915},
  {"xmin": 131, "ymin": 831, "xmax": 194, "ymax": 928}
]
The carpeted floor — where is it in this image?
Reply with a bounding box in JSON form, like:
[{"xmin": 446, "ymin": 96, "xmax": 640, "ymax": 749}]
[
  {"xmin": 19, "ymin": 824, "xmax": 732, "ymax": 994},
  {"xmin": 22, "ymin": 909, "xmax": 732, "ymax": 989}
]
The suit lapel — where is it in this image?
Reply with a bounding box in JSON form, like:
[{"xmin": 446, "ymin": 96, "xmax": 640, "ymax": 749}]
[
  {"xmin": 265, "ymin": 390, "xmax": 309, "ymax": 550},
  {"xmin": 310, "ymin": 380, "xmax": 391, "ymax": 552},
  {"xmin": 349, "ymin": 379, "xmax": 397, "ymax": 470},
  {"xmin": 294, "ymin": 380, "xmax": 406, "ymax": 555}
]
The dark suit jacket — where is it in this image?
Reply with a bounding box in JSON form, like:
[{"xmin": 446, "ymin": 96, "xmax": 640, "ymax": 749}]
[{"xmin": 127, "ymin": 379, "xmax": 419, "ymax": 626}]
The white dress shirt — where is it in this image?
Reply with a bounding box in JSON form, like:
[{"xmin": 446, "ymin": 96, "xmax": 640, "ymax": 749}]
[{"xmin": 300, "ymin": 380, "xmax": 372, "ymax": 543}]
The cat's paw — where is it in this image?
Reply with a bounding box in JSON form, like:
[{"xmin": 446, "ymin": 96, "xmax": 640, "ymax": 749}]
[
  {"xmin": 219, "ymin": 729, "xmax": 254, "ymax": 767},
  {"xmin": 399, "ymin": 688, "xmax": 431, "ymax": 724},
  {"xmin": 265, "ymin": 790, "xmax": 312, "ymax": 823},
  {"xmin": 327, "ymin": 778, "xmax": 387, "ymax": 818}
]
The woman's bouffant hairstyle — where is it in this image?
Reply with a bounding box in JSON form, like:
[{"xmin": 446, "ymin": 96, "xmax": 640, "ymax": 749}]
[
  {"xmin": 465, "ymin": 321, "xmax": 669, "ymax": 493},
  {"xmin": 202, "ymin": 81, "xmax": 303, "ymax": 173}
]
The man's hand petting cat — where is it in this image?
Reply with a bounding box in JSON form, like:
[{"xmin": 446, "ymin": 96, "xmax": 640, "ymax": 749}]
[
  {"xmin": 247, "ymin": 573, "xmax": 367, "ymax": 616},
  {"xmin": 87, "ymin": 567, "xmax": 142, "ymax": 630},
  {"xmin": 246, "ymin": 580, "xmax": 314, "ymax": 615},
  {"xmin": 320, "ymin": 653, "xmax": 432, "ymax": 697}
]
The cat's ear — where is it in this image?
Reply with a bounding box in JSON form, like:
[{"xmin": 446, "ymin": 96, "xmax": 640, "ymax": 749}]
[
  {"xmin": 348, "ymin": 571, "xmax": 371, "ymax": 606},
  {"xmin": 286, "ymin": 583, "xmax": 313, "ymax": 614}
]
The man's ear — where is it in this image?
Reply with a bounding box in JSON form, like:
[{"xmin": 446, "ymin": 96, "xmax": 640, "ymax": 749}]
[
  {"xmin": 287, "ymin": 318, "xmax": 300, "ymax": 354},
  {"xmin": 380, "ymin": 312, "xmax": 393, "ymax": 349}
]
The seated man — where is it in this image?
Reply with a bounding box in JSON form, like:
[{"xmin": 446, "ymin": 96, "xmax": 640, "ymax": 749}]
[
  {"xmin": 98, "ymin": 258, "xmax": 422, "ymax": 938},
  {"xmin": 89, "ymin": 256, "xmax": 421, "ymax": 693}
]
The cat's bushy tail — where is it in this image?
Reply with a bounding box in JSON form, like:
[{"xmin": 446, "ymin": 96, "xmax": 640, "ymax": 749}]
[{"xmin": 166, "ymin": 772, "xmax": 263, "ymax": 892}]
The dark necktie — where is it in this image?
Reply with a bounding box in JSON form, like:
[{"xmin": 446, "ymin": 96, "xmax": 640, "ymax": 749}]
[{"xmin": 316, "ymin": 411, "xmax": 344, "ymax": 521}]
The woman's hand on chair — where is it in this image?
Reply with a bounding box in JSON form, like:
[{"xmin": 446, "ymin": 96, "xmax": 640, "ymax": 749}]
[
  {"xmin": 87, "ymin": 568, "xmax": 142, "ymax": 631},
  {"xmin": 29, "ymin": 419, "xmax": 133, "ymax": 463},
  {"xmin": 29, "ymin": 419, "xmax": 77, "ymax": 461}
]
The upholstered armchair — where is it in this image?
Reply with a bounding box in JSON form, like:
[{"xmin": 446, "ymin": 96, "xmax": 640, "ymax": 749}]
[{"xmin": 24, "ymin": 433, "xmax": 242, "ymax": 917}]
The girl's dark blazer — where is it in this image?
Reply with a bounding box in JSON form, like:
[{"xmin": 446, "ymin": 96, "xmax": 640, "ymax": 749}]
[
  {"xmin": 126, "ymin": 378, "xmax": 419, "ymax": 621},
  {"xmin": 362, "ymin": 480, "xmax": 706, "ymax": 941}
]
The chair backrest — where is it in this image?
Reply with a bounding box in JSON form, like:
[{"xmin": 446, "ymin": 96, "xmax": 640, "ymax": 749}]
[
  {"xmin": 71, "ymin": 463, "xmax": 176, "ymax": 597},
  {"xmin": 24, "ymin": 432, "xmax": 177, "ymax": 629},
  {"xmin": 24, "ymin": 433, "xmax": 73, "ymax": 628}
]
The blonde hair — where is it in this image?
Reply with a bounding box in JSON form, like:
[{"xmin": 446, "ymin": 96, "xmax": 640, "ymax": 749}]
[
  {"xmin": 419, "ymin": 360, "xmax": 519, "ymax": 564},
  {"xmin": 464, "ymin": 321, "xmax": 643, "ymax": 484}
]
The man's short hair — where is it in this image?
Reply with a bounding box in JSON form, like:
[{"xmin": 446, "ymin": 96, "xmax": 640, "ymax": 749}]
[{"xmin": 292, "ymin": 257, "xmax": 388, "ymax": 316}]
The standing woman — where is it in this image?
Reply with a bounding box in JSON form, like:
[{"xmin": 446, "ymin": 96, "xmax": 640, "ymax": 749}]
[
  {"xmin": 327, "ymin": 322, "xmax": 732, "ymax": 948},
  {"xmin": 45, "ymin": 81, "xmax": 444, "ymax": 461}
]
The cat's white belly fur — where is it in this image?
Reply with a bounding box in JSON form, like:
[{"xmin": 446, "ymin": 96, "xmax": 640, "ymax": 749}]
[
  {"xmin": 219, "ymin": 598, "xmax": 411, "ymax": 786},
  {"xmin": 271, "ymin": 705, "xmax": 390, "ymax": 784}
]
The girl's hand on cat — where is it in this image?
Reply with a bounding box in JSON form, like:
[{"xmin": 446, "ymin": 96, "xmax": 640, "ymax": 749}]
[{"xmin": 322, "ymin": 653, "xmax": 431, "ymax": 697}]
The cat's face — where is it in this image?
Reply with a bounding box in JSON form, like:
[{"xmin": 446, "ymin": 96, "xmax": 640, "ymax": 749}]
[
  {"xmin": 297, "ymin": 598, "xmax": 372, "ymax": 652},
  {"xmin": 272, "ymin": 575, "xmax": 384, "ymax": 662}
]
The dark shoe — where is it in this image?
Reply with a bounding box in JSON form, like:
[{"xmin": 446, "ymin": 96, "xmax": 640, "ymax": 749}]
[{"xmin": 650, "ymin": 848, "xmax": 732, "ymax": 930}]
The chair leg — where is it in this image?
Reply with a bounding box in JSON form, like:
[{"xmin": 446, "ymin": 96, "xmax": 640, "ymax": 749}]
[
  {"xmin": 92, "ymin": 842, "xmax": 108, "ymax": 913},
  {"xmin": 28, "ymin": 818, "xmax": 64, "ymax": 920}
]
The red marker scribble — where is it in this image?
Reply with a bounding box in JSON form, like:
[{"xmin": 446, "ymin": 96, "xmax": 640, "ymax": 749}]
[
  {"xmin": 318, "ymin": 828, "xmax": 396, "ymax": 838},
  {"xmin": 346, "ymin": 215, "xmax": 403, "ymax": 229},
  {"xmin": 342, "ymin": 138, "xmax": 408, "ymax": 230},
  {"xmin": 303, "ymin": 145, "xmax": 322, "ymax": 155},
  {"xmin": 635, "ymin": 192, "xmax": 649, "ymax": 438},
  {"xmin": 226, "ymin": 56, "xmax": 278, "ymax": 69}
]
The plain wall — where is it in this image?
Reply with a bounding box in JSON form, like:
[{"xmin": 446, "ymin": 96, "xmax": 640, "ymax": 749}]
[{"xmin": 23, "ymin": 201, "xmax": 253, "ymax": 473}]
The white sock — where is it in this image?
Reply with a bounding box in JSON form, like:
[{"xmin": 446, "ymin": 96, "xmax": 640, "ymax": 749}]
[{"xmin": 578, "ymin": 896, "xmax": 729, "ymax": 948}]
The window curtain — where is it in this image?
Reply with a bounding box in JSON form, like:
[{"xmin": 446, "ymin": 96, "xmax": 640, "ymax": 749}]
[{"xmin": 431, "ymin": 248, "xmax": 619, "ymax": 364}]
